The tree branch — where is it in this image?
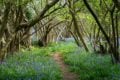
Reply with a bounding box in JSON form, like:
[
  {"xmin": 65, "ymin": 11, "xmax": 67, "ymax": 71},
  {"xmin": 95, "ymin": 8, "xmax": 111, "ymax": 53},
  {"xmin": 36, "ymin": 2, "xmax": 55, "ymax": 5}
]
[
  {"xmin": 83, "ymin": 0, "xmax": 111, "ymax": 46},
  {"xmin": 16, "ymin": 0, "xmax": 59, "ymax": 31}
]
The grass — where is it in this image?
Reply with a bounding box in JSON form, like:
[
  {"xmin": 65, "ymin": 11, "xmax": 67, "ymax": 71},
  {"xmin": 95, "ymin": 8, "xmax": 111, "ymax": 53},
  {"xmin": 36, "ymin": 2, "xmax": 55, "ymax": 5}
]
[
  {"xmin": 0, "ymin": 41, "xmax": 120, "ymax": 80},
  {"xmin": 62, "ymin": 48, "xmax": 120, "ymax": 80},
  {"xmin": 0, "ymin": 47, "xmax": 62, "ymax": 80},
  {"xmin": 47, "ymin": 41, "xmax": 77, "ymax": 54}
]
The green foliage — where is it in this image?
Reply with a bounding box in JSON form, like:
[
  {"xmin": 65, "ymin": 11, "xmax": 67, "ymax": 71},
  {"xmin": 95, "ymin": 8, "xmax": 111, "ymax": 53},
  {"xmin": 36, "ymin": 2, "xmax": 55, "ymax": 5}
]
[
  {"xmin": 47, "ymin": 42, "xmax": 77, "ymax": 54},
  {"xmin": 63, "ymin": 48, "xmax": 120, "ymax": 80},
  {"xmin": 0, "ymin": 47, "xmax": 62, "ymax": 80}
]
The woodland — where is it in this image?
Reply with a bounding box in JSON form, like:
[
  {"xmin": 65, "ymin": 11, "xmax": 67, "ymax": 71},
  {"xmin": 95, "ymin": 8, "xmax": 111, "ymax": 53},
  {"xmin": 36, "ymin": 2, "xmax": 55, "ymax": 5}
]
[{"xmin": 0, "ymin": 0, "xmax": 120, "ymax": 80}]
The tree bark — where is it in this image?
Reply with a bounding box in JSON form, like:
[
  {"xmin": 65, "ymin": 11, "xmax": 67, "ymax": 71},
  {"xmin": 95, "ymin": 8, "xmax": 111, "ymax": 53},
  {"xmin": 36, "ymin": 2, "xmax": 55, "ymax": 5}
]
[
  {"xmin": 0, "ymin": 3, "xmax": 11, "ymax": 41},
  {"xmin": 68, "ymin": 0, "xmax": 89, "ymax": 52},
  {"xmin": 83, "ymin": 0, "xmax": 120, "ymax": 63}
]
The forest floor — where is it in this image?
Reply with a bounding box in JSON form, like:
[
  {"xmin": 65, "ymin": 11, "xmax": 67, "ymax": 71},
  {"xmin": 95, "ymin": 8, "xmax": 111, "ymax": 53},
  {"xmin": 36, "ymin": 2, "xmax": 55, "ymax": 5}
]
[{"xmin": 53, "ymin": 52, "xmax": 79, "ymax": 80}]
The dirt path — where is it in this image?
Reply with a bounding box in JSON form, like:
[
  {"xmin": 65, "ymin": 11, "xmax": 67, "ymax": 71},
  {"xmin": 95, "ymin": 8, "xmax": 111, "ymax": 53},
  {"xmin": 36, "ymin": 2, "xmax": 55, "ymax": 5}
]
[{"xmin": 53, "ymin": 53, "xmax": 79, "ymax": 80}]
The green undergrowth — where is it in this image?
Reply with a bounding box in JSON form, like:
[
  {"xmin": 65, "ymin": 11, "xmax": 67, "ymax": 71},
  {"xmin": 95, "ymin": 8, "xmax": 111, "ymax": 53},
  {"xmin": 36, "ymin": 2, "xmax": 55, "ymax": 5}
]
[
  {"xmin": 32, "ymin": 41, "xmax": 120, "ymax": 80},
  {"xmin": 47, "ymin": 41, "xmax": 78, "ymax": 54},
  {"xmin": 1, "ymin": 41, "xmax": 120, "ymax": 80},
  {"xmin": 0, "ymin": 47, "xmax": 62, "ymax": 80},
  {"xmin": 63, "ymin": 48, "xmax": 120, "ymax": 80},
  {"xmin": 31, "ymin": 41, "xmax": 77, "ymax": 55}
]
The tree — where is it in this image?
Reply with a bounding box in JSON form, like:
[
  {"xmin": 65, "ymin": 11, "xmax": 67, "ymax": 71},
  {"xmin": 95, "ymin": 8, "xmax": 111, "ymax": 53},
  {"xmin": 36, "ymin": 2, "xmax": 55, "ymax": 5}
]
[
  {"xmin": 83, "ymin": 0, "xmax": 120, "ymax": 63},
  {"xmin": 0, "ymin": 0, "xmax": 59, "ymax": 61}
]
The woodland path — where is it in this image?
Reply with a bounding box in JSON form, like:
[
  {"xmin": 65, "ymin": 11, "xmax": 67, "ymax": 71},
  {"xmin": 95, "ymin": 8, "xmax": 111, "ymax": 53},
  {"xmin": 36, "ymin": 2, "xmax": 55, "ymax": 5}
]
[{"xmin": 53, "ymin": 53, "xmax": 79, "ymax": 80}]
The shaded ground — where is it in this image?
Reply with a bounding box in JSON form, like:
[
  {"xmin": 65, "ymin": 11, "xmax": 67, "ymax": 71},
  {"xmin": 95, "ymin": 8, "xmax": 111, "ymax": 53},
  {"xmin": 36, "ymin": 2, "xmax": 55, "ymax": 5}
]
[{"xmin": 53, "ymin": 53, "xmax": 79, "ymax": 80}]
